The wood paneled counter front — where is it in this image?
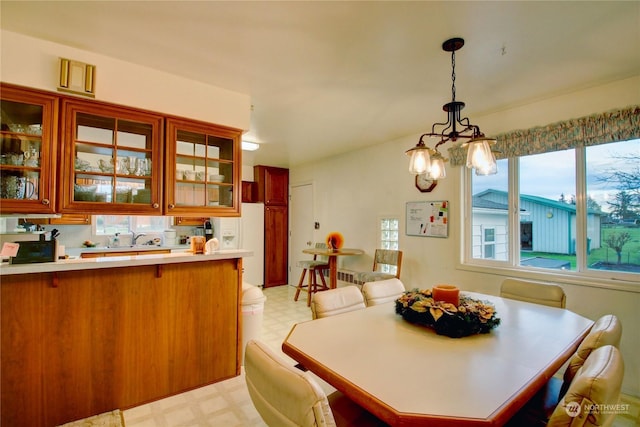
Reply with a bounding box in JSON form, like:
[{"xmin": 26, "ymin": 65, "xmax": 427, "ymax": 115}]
[{"xmin": 0, "ymin": 250, "xmax": 251, "ymax": 427}]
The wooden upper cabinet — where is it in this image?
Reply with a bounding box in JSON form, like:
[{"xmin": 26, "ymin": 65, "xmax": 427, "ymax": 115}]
[
  {"xmin": 59, "ymin": 98, "xmax": 164, "ymax": 215},
  {"xmin": 241, "ymin": 181, "xmax": 257, "ymax": 203},
  {"xmin": 173, "ymin": 216, "xmax": 209, "ymax": 226},
  {"xmin": 165, "ymin": 117, "xmax": 241, "ymax": 217},
  {"xmin": 49, "ymin": 214, "xmax": 91, "ymax": 225},
  {"xmin": 0, "ymin": 83, "xmax": 59, "ymax": 214},
  {"xmin": 254, "ymin": 165, "xmax": 289, "ymax": 206},
  {"xmin": 24, "ymin": 214, "xmax": 91, "ymax": 226},
  {"xmin": 1, "ymin": 85, "xmax": 242, "ymax": 218}
]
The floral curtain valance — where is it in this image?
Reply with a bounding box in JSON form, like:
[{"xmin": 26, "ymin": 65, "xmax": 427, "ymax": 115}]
[{"xmin": 448, "ymin": 105, "xmax": 640, "ymax": 166}]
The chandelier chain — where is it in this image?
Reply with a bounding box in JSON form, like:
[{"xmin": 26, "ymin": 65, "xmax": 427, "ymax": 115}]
[{"xmin": 451, "ymin": 49, "xmax": 456, "ymax": 102}]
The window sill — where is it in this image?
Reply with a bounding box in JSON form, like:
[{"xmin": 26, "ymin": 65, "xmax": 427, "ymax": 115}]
[{"xmin": 456, "ymin": 261, "xmax": 640, "ymax": 294}]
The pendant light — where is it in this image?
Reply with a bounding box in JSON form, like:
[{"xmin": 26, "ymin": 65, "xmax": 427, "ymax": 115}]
[{"xmin": 406, "ymin": 37, "xmax": 497, "ymax": 178}]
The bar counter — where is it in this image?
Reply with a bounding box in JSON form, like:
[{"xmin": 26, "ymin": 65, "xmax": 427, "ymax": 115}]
[{"xmin": 1, "ymin": 249, "xmax": 251, "ymax": 427}]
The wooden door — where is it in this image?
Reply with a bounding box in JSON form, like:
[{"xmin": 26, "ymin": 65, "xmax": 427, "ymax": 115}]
[
  {"xmin": 255, "ymin": 166, "xmax": 288, "ymax": 206},
  {"xmin": 264, "ymin": 204, "xmax": 288, "ymax": 287}
]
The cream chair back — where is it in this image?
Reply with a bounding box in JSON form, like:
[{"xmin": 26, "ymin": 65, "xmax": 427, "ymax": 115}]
[
  {"xmin": 500, "ymin": 278, "xmax": 566, "ymax": 308},
  {"xmin": 560, "ymin": 314, "xmax": 622, "ymax": 397},
  {"xmin": 362, "ymin": 278, "xmax": 406, "ymax": 306},
  {"xmin": 311, "ymin": 286, "xmax": 366, "ymax": 319},
  {"xmin": 356, "ymin": 249, "xmax": 403, "ymax": 284},
  {"xmin": 244, "ymin": 340, "xmax": 337, "ymax": 427},
  {"xmin": 548, "ymin": 345, "xmax": 624, "ymax": 427}
]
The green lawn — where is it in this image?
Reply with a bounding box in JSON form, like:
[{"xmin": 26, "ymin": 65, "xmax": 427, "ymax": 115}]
[{"xmin": 521, "ymin": 226, "xmax": 640, "ymax": 271}]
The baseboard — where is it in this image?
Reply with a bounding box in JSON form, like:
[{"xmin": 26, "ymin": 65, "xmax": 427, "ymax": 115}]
[
  {"xmin": 58, "ymin": 410, "xmax": 124, "ymax": 427},
  {"xmin": 617, "ymin": 393, "xmax": 640, "ymax": 423}
]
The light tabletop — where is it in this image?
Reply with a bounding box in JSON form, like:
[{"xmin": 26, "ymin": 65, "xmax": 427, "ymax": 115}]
[
  {"xmin": 302, "ymin": 247, "xmax": 364, "ymax": 289},
  {"xmin": 282, "ymin": 292, "xmax": 593, "ymax": 426}
]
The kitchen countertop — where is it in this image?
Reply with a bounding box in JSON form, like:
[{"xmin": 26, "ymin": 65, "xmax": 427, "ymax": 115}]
[{"xmin": 0, "ymin": 249, "xmax": 253, "ymax": 276}]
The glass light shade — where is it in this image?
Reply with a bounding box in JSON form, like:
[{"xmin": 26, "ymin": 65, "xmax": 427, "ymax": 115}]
[
  {"xmin": 429, "ymin": 155, "xmax": 446, "ymax": 179},
  {"xmin": 475, "ymin": 151, "xmax": 498, "ymax": 175},
  {"xmin": 406, "ymin": 145, "xmax": 431, "ymax": 174},
  {"xmin": 466, "ymin": 138, "xmax": 497, "ymax": 173}
]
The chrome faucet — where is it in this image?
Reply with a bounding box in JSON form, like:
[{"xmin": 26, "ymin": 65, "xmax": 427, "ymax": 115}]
[{"xmin": 131, "ymin": 231, "xmax": 147, "ymax": 245}]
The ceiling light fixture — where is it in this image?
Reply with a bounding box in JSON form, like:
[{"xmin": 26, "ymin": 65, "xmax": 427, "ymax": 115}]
[
  {"xmin": 242, "ymin": 141, "xmax": 260, "ymax": 151},
  {"xmin": 406, "ymin": 37, "xmax": 498, "ymax": 178}
]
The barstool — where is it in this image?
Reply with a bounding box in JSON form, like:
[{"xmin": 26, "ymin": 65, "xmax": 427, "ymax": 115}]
[{"xmin": 294, "ymin": 243, "xmax": 329, "ymax": 306}]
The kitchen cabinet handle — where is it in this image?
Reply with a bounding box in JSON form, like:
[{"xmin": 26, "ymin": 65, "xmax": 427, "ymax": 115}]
[
  {"xmin": 168, "ymin": 203, "xmax": 175, "ymax": 209},
  {"xmin": 152, "ymin": 203, "xmax": 159, "ymax": 209},
  {"xmin": 42, "ymin": 199, "xmax": 50, "ymax": 205}
]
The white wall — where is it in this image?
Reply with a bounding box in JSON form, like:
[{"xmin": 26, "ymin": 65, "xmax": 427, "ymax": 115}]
[
  {"xmin": 0, "ymin": 30, "xmax": 251, "ymax": 130},
  {"xmin": 290, "ymin": 76, "xmax": 640, "ymax": 397}
]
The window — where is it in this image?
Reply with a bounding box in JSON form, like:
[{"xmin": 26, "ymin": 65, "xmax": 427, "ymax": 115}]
[
  {"xmin": 465, "ymin": 138, "xmax": 639, "ymax": 280},
  {"xmin": 380, "ymin": 217, "xmax": 399, "ymax": 275},
  {"xmin": 519, "ymin": 149, "xmax": 576, "ymax": 270},
  {"xmin": 459, "ymin": 105, "xmax": 639, "ymax": 282},
  {"xmin": 94, "ymin": 215, "xmax": 170, "ymax": 236},
  {"xmin": 482, "ymin": 227, "xmax": 496, "ymax": 259},
  {"xmin": 471, "ymin": 158, "xmax": 508, "ymax": 261}
]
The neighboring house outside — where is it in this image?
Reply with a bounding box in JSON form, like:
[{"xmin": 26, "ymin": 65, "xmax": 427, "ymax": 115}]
[{"xmin": 472, "ymin": 190, "xmax": 603, "ymax": 261}]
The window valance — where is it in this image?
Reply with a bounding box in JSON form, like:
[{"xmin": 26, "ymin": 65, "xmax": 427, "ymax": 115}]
[{"xmin": 448, "ymin": 105, "xmax": 640, "ymax": 166}]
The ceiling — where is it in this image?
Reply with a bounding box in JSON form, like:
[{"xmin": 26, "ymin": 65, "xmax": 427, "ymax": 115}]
[{"xmin": 2, "ymin": 1, "xmax": 639, "ymax": 168}]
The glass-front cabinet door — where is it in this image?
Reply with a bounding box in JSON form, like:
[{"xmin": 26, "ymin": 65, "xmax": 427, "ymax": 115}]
[
  {"xmin": 165, "ymin": 118, "xmax": 241, "ymax": 216},
  {"xmin": 0, "ymin": 84, "xmax": 58, "ymax": 214},
  {"xmin": 60, "ymin": 99, "xmax": 164, "ymax": 214}
]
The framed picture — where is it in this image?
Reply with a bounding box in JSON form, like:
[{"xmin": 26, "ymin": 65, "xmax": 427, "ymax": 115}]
[{"xmin": 406, "ymin": 200, "xmax": 448, "ymax": 238}]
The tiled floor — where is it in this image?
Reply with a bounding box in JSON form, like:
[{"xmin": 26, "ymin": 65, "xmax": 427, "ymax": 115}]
[{"xmin": 121, "ymin": 284, "xmax": 639, "ymax": 427}]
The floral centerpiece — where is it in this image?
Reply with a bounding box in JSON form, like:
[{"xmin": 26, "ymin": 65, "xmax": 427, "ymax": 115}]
[
  {"xmin": 395, "ymin": 288, "xmax": 500, "ymax": 338},
  {"xmin": 326, "ymin": 232, "xmax": 344, "ymax": 251}
]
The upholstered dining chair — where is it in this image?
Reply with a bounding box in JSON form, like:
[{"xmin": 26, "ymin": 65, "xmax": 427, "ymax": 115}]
[
  {"xmin": 362, "ymin": 278, "xmax": 406, "ymax": 306},
  {"xmin": 294, "ymin": 242, "xmax": 330, "ymax": 306},
  {"xmin": 547, "ymin": 345, "xmax": 624, "ymax": 427},
  {"xmin": 310, "ymin": 286, "xmax": 366, "ymax": 320},
  {"xmin": 244, "ymin": 339, "xmax": 387, "ymax": 427},
  {"xmin": 523, "ymin": 314, "xmax": 623, "ymax": 422},
  {"xmin": 559, "ymin": 314, "xmax": 623, "ymax": 398},
  {"xmin": 500, "ymin": 278, "xmax": 566, "ymax": 308},
  {"xmin": 355, "ymin": 249, "xmax": 403, "ymax": 285}
]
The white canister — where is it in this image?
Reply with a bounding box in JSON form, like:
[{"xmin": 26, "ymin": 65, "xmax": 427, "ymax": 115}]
[{"xmin": 163, "ymin": 229, "xmax": 177, "ymax": 246}]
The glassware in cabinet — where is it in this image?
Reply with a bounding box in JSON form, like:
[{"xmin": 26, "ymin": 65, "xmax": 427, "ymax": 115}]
[
  {"xmin": 60, "ymin": 99, "xmax": 163, "ymax": 214},
  {"xmin": 166, "ymin": 118, "xmax": 241, "ymax": 216},
  {"xmin": 0, "ymin": 84, "xmax": 58, "ymax": 214}
]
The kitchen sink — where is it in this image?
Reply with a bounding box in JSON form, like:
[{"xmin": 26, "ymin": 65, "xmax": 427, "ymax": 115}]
[{"xmin": 81, "ymin": 245, "xmax": 168, "ymax": 252}]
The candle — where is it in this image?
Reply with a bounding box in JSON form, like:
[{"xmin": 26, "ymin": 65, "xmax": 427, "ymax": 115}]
[{"xmin": 432, "ymin": 285, "xmax": 460, "ymax": 306}]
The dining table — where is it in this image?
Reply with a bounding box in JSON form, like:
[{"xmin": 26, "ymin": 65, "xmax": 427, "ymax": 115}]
[
  {"xmin": 302, "ymin": 247, "xmax": 364, "ymax": 289},
  {"xmin": 282, "ymin": 291, "xmax": 594, "ymax": 427}
]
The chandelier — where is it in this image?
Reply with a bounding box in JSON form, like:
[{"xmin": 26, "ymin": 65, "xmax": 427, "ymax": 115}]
[{"xmin": 406, "ymin": 37, "xmax": 498, "ymax": 179}]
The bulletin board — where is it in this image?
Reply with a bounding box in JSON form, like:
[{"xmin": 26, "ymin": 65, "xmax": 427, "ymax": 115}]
[{"xmin": 406, "ymin": 201, "xmax": 449, "ymax": 238}]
